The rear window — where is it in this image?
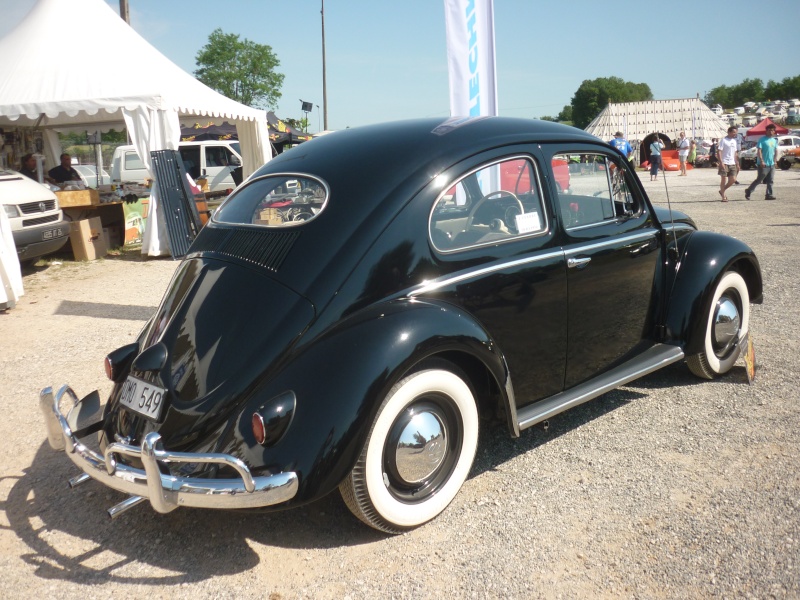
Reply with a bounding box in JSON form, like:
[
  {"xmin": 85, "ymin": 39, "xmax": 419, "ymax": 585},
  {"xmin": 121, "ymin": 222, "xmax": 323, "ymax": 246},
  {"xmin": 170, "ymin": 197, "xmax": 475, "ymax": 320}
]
[
  {"xmin": 124, "ymin": 151, "xmax": 145, "ymax": 170},
  {"xmin": 213, "ymin": 175, "xmax": 328, "ymax": 227}
]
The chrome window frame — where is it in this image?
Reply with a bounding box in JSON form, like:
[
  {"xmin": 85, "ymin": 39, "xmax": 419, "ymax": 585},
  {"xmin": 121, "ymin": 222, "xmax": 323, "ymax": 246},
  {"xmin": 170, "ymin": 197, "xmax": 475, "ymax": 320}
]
[
  {"xmin": 428, "ymin": 154, "xmax": 549, "ymax": 254},
  {"xmin": 212, "ymin": 172, "xmax": 330, "ymax": 229}
]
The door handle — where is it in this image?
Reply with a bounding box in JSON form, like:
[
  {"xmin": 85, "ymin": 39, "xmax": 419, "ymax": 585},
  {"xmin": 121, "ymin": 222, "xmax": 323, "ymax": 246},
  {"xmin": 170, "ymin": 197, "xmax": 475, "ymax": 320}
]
[{"xmin": 567, "ymin": 257, "xmax": 591, "ymax": 269}]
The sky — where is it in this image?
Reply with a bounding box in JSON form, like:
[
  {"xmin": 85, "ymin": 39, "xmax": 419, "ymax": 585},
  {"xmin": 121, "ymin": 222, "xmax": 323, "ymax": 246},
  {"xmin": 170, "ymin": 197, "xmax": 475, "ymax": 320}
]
[{"xmin": 2, "ymin": 0, "xmax": 798, "ymax": 133}]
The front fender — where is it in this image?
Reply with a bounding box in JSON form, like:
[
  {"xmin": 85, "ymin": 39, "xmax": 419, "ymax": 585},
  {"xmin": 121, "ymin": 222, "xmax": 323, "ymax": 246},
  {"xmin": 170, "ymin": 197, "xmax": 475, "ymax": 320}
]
[
  {"xmin": 216, "ymin": 297, "xmax": 511, "ymax": 507},
  {"xmin": 665, "ymin": 230, "xmax": 762, "ymax": 355}
]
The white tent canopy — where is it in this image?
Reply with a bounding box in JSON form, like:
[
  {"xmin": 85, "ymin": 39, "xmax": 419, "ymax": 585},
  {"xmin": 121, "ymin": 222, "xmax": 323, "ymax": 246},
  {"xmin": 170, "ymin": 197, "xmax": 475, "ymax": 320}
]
[
  {"xmin": 0, "ymin": 0, "xmax": 271, "ymax": 256},
  {"xmin": 585, "ymin": 98, "xmax": 728, "ymax": 145}
]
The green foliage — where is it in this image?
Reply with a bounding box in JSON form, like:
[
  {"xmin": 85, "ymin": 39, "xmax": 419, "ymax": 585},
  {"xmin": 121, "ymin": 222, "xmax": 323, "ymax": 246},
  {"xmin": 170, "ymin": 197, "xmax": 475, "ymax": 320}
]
[
  {"xmin": 570, "ymin": 77, "xmax": 652, "ymax": 129},
  {"xmin": 556, "ymin": 105, "xmax": 573, "ymax": 122},
  {"xmin": 705, "ymin": 75, "xmax": 800, "ymax": 107},
  {"xmin": 539, "ymin": 115, "xmax": 558, "ymax": 122},
  {"xmin": 194, "ymin": 28, "xmax": 285, "ymax": 109}
]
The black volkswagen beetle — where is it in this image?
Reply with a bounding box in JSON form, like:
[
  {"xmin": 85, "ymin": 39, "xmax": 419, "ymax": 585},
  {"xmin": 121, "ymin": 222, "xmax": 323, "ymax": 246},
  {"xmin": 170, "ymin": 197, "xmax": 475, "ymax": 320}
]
[{"xmin": 41, "ymin": 117, "xmax": 762, "ymax": 533}]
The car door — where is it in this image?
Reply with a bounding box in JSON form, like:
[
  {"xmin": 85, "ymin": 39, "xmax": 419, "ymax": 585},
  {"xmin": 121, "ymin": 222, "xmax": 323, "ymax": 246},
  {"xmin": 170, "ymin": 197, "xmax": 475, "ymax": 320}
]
[
  {"xmin": 427, "ymin": 150, "xmax": 568, "ymax": 404},
  {"xmin": 203, "ymin": 144, "xmax": 241, "ymax": 192},
  {"xmin": 542, "ymin": 145, "xmax": 661, "ymax": 390}
]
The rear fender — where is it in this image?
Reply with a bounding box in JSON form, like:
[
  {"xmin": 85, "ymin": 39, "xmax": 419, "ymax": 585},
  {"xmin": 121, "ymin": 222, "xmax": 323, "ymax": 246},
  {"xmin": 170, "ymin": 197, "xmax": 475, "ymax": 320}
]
[
  {"xmin": 218, "ymin": 297, "xmax": 513, "ymax": 505},
  {"xmin": 665, "ymin": 231, "xmax": 762, "ymax": 355}
]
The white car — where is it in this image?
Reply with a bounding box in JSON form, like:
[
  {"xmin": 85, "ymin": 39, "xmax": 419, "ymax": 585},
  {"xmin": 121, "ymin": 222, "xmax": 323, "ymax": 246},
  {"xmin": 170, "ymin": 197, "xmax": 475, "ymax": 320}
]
[
  {"xmin": 739, "ymin": 135, "xmax": 800, "ymax": 170},
  {"xmin": 73, "ymin": 165, "xmax": 111, "ymax": 188},
  {"xmin": 0, "ymin": 169, "xmax": 70, "ymax": 264}
]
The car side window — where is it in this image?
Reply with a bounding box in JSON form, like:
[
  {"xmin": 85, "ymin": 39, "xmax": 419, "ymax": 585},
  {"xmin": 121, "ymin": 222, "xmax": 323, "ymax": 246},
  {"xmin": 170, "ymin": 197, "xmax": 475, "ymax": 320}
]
[
  {"xmin": 429, "ymin": 156, "xmax": 547, "ymax": 252},
  {"xmin": 555, "ymin": 153, "xmax": 636, "ymax": 230}
]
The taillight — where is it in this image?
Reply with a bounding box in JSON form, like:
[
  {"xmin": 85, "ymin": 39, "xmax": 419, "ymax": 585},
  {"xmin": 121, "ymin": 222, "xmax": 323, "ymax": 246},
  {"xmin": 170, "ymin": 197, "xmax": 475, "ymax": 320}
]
[
  {"xmin": 250, "ymin": 391, "xmax": 296, "ymax": 447},
  {"xmin": 252, "ymin": 413, "xmax": 267, "ymax": 445},
  {"xmin": 104, "ymin": 342, "xmax": 139, "ymax": 382}
]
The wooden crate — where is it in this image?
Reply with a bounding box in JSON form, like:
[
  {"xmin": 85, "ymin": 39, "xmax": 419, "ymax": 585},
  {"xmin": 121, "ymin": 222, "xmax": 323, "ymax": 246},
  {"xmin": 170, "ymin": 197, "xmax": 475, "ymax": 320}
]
[{"xmin": 55, "ymin": 189, "xmax": 100, "ymax": 208}]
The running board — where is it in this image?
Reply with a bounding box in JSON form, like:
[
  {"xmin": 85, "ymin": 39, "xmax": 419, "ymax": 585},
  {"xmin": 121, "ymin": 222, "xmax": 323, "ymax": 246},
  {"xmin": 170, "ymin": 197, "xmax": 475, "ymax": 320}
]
[{"xmin": 517, "ymin": 344, "xmax": 685, "ymax": 431}]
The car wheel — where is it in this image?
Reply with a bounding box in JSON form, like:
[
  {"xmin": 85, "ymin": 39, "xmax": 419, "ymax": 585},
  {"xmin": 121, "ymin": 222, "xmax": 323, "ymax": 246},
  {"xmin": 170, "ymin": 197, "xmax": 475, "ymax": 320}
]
[
  {"xmin": 339, "ymin": 361, "xmax": 479, "ymax": 533},
  {"xmin": 687, "ymin": 271, "xmax": 750, "ymax": 380},
  {"xmin": 778, "ymin": 157, "xmax": 791, "ymax": 170}
]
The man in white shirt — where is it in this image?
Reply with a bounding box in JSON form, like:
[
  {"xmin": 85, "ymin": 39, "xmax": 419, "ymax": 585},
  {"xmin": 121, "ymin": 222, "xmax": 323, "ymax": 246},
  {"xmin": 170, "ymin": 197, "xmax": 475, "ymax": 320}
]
[
  {"xmin": 677, "ymin": 131, "xmax": 690, "ymax": 176},
  {"xmin": 717, "ymin": 127, "xmax": 739, "ymax": 202}
]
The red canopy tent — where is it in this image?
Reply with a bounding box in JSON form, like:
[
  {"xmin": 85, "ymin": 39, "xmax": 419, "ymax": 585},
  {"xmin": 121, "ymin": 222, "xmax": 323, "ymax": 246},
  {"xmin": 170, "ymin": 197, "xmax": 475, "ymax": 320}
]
[{"xmin": 745, "ymin": 118, "xmax": 788, "ymax": 140}]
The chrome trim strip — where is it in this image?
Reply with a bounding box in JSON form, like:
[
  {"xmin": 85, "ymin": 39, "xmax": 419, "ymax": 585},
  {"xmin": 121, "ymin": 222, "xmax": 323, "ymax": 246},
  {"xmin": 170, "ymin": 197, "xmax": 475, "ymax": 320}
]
[
  {"xmin": 39, "ymin": 385, "xmax": 299, "ymax": 513},
  {"xmin": 409, "ymin": 250, "xmax": 564, "ymax": 296},
  {"xmin": 516, "ymin": 344, "xmax": 684, "ymax": 431},
  {"xmin": 563, "ymin": 230, "xmax": 657, "ymax": 256}
]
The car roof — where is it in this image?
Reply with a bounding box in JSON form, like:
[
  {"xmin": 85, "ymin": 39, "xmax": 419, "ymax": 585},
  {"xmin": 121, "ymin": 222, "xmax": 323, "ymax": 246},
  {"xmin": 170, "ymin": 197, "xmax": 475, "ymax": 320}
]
[{"xmin": 233, "ymin": 117, "xmax": 604, "ymax": 306}]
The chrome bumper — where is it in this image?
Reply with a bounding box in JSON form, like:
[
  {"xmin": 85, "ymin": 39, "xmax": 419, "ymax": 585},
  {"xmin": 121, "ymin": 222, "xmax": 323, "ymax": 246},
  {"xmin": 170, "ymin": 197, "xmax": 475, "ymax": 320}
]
[{"xmin": 39, "ymin": 385, "xmax": 298, "ymax": 517}]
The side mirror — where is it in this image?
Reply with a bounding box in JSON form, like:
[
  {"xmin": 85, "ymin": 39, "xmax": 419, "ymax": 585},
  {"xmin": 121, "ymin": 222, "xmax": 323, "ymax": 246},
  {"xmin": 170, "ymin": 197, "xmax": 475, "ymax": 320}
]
[{"xmin": 230, "ymin": 155, "xmax": 242, "ymax": 166}]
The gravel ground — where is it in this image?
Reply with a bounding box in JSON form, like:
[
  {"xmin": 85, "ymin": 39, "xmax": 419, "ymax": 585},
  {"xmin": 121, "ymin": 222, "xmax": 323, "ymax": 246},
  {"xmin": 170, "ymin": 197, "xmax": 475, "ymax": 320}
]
[{"xmin": 1, "ymin": 165, "xmax": 798, "ymax": 599}]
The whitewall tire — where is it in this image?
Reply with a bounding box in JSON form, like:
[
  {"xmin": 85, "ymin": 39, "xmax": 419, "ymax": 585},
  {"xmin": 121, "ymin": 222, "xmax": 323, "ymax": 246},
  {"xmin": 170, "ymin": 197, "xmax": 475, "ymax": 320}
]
[
  {"xmin": 339, "ymin": 364, "xmax": 479, "ymax": 533},
  {"xmin": 687, "ymin": 271, "xmax": 750, "ymax": 379}
]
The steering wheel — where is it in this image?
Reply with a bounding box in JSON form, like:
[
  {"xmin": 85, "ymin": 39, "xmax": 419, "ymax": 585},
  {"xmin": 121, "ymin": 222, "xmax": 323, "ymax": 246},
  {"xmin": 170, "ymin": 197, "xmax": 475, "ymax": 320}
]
[{"xmin": 465, "ymin": 191, "xmax": 524, "ymax": 230}]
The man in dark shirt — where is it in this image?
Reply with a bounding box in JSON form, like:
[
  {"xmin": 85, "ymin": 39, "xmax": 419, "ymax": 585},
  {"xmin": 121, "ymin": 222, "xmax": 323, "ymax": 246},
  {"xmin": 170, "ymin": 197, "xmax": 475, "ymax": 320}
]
[
  {"xmin": 48, "ymin": 153, "xmax": 81, "ymax": 184},
  {"xmin": 18, "ymin": 154, "xmax": 39, "ymax": 181}
]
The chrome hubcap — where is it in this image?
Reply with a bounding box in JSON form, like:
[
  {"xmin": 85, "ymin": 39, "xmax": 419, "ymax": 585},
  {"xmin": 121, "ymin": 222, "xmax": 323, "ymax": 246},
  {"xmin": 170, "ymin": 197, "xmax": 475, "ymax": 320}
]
[
  {"xmin": 712, "ymin": 295, "xmax": 741, "ymax": 357},
  {"xmin": 393, "ymin": 409, "xmax": 447, "ymax": 484}
]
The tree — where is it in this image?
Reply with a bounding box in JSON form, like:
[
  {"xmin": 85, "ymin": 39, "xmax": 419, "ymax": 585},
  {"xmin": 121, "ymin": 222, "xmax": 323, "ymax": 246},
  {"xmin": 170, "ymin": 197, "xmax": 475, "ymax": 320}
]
[
  {"xmin": 195, "ymin": 28, "xmax": 284, "ymax": 109},
  {"xmin": 539, "ymin": 115, "xmax": 558, "ymax": 122},
  {"xmin": 556, "ymin": 105, "xmax": 573, "ymax": 123},
  {"xmin": 570, "ymin": 77, "xmax": 653, "ymax": 129}
]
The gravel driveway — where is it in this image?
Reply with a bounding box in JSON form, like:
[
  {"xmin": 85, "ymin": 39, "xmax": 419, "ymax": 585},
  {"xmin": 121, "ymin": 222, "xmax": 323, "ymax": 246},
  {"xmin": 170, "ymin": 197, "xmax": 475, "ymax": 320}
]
[{"xmin": 1, "ymin": 166, "xmax": 798, "ymax": 599}]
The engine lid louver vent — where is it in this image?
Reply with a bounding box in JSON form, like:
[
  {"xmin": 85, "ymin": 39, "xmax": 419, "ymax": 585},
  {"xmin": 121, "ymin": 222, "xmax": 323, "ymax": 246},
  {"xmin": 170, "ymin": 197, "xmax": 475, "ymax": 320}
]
[{"xmin": 187, "ymin": 226, "xmax": 299, "ymax": 272}]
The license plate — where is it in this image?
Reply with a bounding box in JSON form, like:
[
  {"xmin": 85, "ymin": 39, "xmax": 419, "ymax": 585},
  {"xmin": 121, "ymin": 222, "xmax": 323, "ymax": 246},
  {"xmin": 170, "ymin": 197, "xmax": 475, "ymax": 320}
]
[
  {"xmin": 42, "ymin": 227, "xmax": 63, "ymax": 241},
  {"xmin": 119, "ymin": 376, "xmax": 167, "ymax": 420}
]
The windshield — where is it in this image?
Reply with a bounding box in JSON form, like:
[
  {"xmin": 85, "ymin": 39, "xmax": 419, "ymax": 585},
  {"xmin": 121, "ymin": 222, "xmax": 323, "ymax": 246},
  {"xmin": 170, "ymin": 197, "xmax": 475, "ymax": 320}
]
[{"xmin": 213, "ymin": 174, "xmax": 328, "ymax": 227}]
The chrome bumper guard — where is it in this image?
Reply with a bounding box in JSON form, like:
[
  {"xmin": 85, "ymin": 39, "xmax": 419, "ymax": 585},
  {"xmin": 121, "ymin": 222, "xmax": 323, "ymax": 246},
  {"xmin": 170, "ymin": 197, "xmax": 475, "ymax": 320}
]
[{"xmin": 39, "ymin": 385, "xmax": 298, "ymax": 517}]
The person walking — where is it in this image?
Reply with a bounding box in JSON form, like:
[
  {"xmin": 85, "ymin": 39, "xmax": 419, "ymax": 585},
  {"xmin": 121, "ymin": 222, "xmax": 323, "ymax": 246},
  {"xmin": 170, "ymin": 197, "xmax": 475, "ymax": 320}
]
[
  {"xmin": 744, "ymin": 123, "xmax": 779, "ymax": 200},
  {"xmin": 717, "ymin": 126, "xmax": 740, "ymax": 202},
  {"xmin": 688, "ymin": 139, "xmax": 697, "ymax": 166},
  {"xmin": 610, "ymin": 131, "xmax": 632, "ymax": 159},
  {"xmin": 649, "ymin": 135, "xmax": 664, "ymax": 181},
  {"xmin": 677, "ymin": 131, "xmax": 690, "ymax": 176}
]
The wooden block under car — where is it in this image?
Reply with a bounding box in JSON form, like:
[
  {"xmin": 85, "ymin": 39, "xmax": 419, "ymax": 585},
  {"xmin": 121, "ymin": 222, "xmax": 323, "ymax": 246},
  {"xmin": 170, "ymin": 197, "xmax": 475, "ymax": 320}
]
[
  {"xmin": 55, "ymin": 189, "xmax": 100, "ymax": 208},
  {"xmin": 69, "ymin": 217, "xmax": 107, "ymax": 261}
]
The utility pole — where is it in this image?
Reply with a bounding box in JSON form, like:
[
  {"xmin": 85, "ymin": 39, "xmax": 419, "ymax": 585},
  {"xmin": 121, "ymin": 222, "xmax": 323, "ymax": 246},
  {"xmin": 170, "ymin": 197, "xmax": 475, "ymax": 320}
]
[
  {"xmin": 321, "ymin": 0, "xmax": 328, "ymax": 131},
  {"xmin": 119, "ymin": 0, "xmax": 130, "ymax": 24}
]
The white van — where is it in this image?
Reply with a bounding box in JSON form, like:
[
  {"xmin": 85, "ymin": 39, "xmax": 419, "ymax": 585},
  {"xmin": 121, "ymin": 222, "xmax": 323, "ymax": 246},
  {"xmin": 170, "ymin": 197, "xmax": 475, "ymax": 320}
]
[
  {"xmin": 111, "ymin": 141, "xmax": 243, "ymax": 192},
  {"xmin": 0, "ymin": 169, "xmax": 70, "ymax": 264}
]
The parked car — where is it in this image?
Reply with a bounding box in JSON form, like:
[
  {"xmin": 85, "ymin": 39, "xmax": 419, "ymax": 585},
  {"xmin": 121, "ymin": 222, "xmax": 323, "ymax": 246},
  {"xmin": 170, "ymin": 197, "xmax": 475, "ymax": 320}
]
[
  {"xmin": 40, "ymin": 118, "xmax": 763, "ymax": 533},
  {"xmin": 73, "ymin": 164, "xmax": 111, "ymax": 188},
  {"xmin": 778, "ymin": 146, "xmax": 800, "ymax": 170},
  {"xmin": 1, "ymin": 169, "xmax": 70, "ymax": 264},
  {"xmin": 111, "ymin": 141, "xmax": 243, "ymax": 192},
  {"xmin": 740, "ymin": 134, "xmax": 800, "ymax": 169}
]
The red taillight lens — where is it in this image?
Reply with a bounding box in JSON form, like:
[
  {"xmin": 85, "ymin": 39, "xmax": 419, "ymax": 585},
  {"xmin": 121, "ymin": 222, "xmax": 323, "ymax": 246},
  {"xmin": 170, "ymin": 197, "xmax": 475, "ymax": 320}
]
[
  {"xmin": 104, "ymin": 355, "xmax": 114, "ymax": 380},
  {"xmin": 251, "ymin": 413, "xmax": 266, "ymax": 445}
]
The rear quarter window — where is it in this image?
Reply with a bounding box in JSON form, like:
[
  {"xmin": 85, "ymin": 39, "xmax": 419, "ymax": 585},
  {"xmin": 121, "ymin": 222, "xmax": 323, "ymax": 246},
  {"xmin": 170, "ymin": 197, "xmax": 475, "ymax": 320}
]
[{"xmin": 213, "ymin": 175, "xmax": 328, "ymax": 227}]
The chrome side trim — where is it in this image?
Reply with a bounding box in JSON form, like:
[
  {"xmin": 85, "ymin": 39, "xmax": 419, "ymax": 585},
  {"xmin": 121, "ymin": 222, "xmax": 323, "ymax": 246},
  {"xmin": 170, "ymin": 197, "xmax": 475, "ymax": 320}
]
[
  {"xmin": 39, "ymin": 385, "xmax": 298, "ymax": 514},
  {"xmin": 516, "ymin": 344, "xmax": 685, "ymax": 431},
  {"xmin": 410, "ymin": 250, "xmax": 564, "ymax": 296},
  {"xmin": 563, "ymin": 230, "xmax": 657, "ymax": 256}
]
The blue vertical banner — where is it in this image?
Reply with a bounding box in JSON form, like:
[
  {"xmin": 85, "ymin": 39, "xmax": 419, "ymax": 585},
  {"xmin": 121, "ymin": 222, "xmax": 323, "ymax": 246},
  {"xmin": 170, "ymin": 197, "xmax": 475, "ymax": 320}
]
[{"xmin": 444, "ymin": 0, "xmax": 498, "ymax": 118}]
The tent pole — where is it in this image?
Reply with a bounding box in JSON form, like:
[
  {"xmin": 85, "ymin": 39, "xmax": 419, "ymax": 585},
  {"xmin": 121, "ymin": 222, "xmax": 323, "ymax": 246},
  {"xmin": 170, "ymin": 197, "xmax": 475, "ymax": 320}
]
[{"xmin": 321, "ymin": 0, "xmax": 328, "ymax": 131}]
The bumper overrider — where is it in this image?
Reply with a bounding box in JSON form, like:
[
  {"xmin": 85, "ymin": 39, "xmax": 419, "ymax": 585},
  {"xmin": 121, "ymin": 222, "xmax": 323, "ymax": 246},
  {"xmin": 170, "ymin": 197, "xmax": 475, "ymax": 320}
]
[{"xmin": 39, "ymin": 385, "xmax": 298, "ymax": 518}]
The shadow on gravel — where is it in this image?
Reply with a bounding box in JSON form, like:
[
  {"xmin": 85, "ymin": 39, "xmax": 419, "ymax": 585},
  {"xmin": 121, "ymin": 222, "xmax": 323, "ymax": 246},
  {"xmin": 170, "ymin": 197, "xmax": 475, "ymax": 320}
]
[
  {"xmin": 470, "ymin": 361, "xmax": 753, "ymax": 478},
  {"xmin": 3, "ymin": 444, "xmax": 379, "ymax": 586},
  {"xmin": 55, "ymin": 300, "xmax": 155, "ymax": 321}
]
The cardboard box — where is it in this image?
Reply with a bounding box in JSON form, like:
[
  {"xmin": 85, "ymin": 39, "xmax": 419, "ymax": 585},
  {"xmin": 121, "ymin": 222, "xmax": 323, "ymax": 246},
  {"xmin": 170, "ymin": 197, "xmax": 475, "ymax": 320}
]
[
  {"xmin": 69, "ymin": 217, "xmax": 107, "ymax": 261},
  {"xmin": 56, "ymin": 189, "xmax": 100, "ymax": 208},
  {"xmin": 255, "ymin": 208, "xmax": 283, "ymax": 226}
]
